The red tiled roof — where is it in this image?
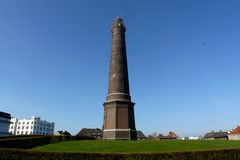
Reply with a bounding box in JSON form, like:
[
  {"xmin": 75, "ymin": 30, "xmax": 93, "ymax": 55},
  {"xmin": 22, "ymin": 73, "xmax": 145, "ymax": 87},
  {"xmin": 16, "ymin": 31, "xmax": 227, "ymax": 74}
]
[
  {"xmin": 229, "ymin": 126, "xmax": 240, "ymax": 135},
  {"xmin": 167, "ymin": 131, "xmax": 179, "ymax": 138}
]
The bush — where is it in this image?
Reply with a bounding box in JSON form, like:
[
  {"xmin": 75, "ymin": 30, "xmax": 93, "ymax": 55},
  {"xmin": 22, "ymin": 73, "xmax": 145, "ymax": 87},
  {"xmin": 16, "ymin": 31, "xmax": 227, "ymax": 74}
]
[
  {"xmin": 1, "ymin": 148, "xmax": 240, "ymax": 160},
  {"xmin": 0, "ymin": 135, "xmax": 39, "ymax": 139},
  {"xmin": 0, "ymin": 135, "xmax": 94, "ymax": 149}
]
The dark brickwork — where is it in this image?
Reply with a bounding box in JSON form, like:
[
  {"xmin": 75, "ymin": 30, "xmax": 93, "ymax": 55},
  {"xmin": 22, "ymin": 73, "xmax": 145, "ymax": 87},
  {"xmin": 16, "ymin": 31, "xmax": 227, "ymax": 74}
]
[{"xmin": 103, "ymin": 17, "xmax": 137, "ymax": 140}]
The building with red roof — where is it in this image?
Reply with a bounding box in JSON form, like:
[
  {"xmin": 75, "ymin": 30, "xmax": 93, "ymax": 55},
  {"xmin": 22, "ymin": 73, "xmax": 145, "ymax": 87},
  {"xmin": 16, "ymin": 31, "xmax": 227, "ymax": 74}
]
[
  {"xmin": 228, "ymin": 126, "xmax": 240, "ymax": 140},
  {"xmin": 156, "ymin": 131, "xmax": 179, "ymax": 140}
]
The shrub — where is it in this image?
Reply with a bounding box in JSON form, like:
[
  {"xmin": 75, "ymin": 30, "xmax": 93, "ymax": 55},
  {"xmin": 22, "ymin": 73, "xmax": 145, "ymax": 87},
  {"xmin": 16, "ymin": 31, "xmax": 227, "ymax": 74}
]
[
  {"xmin": 1, "ymin": 148, "xmax": 240, "ymax": 160},
  {"xmin": 0, "ymin": 135, "xmax": 94, "ymax": 149},
  {"xmin": 0, "ymin": 135, "xmax": 39, "ymax": 139}
]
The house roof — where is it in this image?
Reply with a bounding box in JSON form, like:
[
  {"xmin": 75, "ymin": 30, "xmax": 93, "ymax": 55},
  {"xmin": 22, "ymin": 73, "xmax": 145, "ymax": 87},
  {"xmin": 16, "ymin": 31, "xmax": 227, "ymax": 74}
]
[
  {"xmin": 55, "ymin": 131, "xmax": 63, "ymax": 134},
  {"xmin": 157, "ymin": 131, "xmax": 179, "ymax": 139},
  {"xmin": 229, "ymin": 126, "xmax": 240, "ymax": 135},
  {"xmin": 63, "ymin": 131, "xmax": 71, "ymax": 136},
  {"xmin": 55, "ymin": 130, "xmax": 71, "ymax": 136},
  {"xmin": 168, "ymin": 131, "xmax": 179, "ymax": 138},
  {"xmin": 137, "ymin": 130, "xmax": 146, "ymax": 138},
  {"xmin": 204, "ymin": 131, "xmax": 228, "ymax": 138},
  {"xmin": 76, "ymin": 128, "xmax": 102, "ymax": 136}
]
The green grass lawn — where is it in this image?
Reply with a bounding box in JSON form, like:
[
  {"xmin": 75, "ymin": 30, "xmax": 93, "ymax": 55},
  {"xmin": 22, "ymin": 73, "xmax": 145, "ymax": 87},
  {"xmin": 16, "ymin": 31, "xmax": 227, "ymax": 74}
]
[{"xmin": 31, "ymin": 140, "xmax": 240, "ymax": 153}]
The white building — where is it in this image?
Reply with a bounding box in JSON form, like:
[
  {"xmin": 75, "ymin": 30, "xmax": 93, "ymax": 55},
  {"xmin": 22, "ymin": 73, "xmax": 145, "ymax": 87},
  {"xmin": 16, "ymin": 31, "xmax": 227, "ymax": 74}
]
[
  {"xmin": 9, "ymin": 116, "xmax": 54, "ymax": 135},
  {"xmin": 0, "ymin": 111, "xmax": 11, "ymax": 136},
  {"xmin": 189, "ymin": 136, "xmax": 200, "ymax": 140}
]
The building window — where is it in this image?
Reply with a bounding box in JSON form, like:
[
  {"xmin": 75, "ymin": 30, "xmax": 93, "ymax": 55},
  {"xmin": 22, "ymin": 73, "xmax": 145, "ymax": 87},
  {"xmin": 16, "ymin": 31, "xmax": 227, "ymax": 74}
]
[
  {"xmin": 19, "ymin": 122, "xmax": 21, "ymax": 125},
  {"xmin": 17, "ymin": 131, "xmax": 19, "ymax": 134},
  {"xmin": 11, "ymin": 126, "xmax": 13, "ymax": 129},
  {"xmin": 31, "ymin": 121, "xmax": 33, "ymax": 124},
  {"xmin": 23, "ymin": 122, "xmax": 25, "ymax": 124},
  {"xmin": 22, "ymin": 126, "xmax": 24, "ymax": 129},
  {"xmin": 26, "ymin": 126, "xmax": 28, "ymax": 129},
  {"xmin": 31, "ymin": 126, "xmax": 33, "ymax": 129},
  {"xmin": 27, "ymin": 122, "xmax": 29, "ymax": 125},
  {"xmin": 21, "ymin": 131, "xmax": 23, "ymax": 134},
  {"xmin": 18, "ymin": 126, "xmax": 20, "ymax": 129},
  {"xmin": 26, "ymin": 131, "xmax": 28, "ymax": 134}
]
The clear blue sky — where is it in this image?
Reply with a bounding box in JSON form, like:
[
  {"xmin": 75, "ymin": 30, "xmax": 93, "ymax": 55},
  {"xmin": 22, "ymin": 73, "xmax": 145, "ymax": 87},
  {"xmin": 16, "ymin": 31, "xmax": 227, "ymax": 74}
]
[{"xmin": 0, "ymin": 0, "xmax": 240, "ymax": 137}]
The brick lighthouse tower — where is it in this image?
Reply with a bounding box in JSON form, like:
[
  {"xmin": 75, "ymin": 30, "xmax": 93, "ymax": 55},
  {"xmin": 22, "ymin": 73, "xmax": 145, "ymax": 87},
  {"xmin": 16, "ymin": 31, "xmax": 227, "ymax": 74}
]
[{"xmin": 102, "ymin": 17, "xmax": 137, "ymax": 140}]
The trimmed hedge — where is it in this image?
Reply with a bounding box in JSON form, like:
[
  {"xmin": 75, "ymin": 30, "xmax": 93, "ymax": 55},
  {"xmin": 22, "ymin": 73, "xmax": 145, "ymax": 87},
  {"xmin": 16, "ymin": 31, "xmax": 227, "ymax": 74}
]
[
  {"xmin": 0, "ymin": 135, "xmax": 94, "ymax": 149},
  {"xmin": 1, "ymin": 148, "xmax": 240, "ymax": 160},
  {"xmin": 0, "ymin": 135, "xmax": 40, "ymax": 139}
]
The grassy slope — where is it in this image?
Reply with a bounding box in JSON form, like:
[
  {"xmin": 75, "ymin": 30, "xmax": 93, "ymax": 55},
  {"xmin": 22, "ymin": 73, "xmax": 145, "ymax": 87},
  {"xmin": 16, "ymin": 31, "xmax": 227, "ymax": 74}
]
[{"xmin": 31, "ymin": 140, "xmax": 240, "ymax": 153}]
